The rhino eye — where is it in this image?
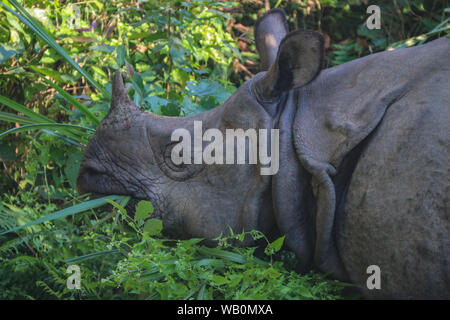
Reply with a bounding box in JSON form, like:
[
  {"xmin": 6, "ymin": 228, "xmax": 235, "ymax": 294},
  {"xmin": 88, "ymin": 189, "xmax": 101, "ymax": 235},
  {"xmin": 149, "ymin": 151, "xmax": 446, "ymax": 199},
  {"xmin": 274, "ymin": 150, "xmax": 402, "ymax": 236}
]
[
  {"xmin": 164, "ymin": 143, "xmax": 188, "ymax": 172},
  {"xmin": 159, "ymin": 143, "xmax": 204, "ymax": 181}
]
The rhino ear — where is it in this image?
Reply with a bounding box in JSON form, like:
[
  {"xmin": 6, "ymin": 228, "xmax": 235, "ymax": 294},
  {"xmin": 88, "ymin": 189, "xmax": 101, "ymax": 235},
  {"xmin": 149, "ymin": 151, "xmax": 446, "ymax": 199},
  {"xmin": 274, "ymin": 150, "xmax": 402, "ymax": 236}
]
[
  {"xmin": 255, "ymin": 8, "xmax": 289, "ymax": 71},
  {"xmin": 254, "ymin": 30, "xmax": 324, "ymax": 101}
]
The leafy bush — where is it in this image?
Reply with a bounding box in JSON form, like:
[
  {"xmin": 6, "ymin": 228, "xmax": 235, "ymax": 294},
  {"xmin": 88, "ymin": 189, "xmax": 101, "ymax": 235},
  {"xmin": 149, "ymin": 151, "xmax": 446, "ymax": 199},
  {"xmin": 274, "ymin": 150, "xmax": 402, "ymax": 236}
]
[{"xmin": 0, "ymin": 198, "xmax": 347, "ymax": 299}]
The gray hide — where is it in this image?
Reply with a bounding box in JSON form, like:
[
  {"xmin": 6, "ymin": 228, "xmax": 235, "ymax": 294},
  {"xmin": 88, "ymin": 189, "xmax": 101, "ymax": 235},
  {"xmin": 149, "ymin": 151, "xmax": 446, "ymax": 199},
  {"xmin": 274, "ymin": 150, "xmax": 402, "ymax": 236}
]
[
  {"xmin": 291, "ymin": 37, "xmax": 450, "ymax": 298},
  {"xmin": 77, "ymin": 9, "xmax": 449, "ymax": 299}
]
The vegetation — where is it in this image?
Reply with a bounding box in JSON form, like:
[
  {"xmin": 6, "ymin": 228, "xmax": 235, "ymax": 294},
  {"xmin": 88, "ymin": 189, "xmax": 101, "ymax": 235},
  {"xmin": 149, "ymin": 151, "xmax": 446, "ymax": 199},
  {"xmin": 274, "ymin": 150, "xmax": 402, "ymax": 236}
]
[{"xmin": 0, "ymin": 0, "xmax": 448, "ymax": 299}]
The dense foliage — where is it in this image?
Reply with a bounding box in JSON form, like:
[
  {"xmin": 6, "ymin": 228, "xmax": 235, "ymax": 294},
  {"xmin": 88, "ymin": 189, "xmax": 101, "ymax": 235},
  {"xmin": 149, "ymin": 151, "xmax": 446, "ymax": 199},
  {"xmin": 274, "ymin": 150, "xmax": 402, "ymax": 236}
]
[{"xmin": 0, "ymin": 0, "xmax": 448, "ymax": 299}]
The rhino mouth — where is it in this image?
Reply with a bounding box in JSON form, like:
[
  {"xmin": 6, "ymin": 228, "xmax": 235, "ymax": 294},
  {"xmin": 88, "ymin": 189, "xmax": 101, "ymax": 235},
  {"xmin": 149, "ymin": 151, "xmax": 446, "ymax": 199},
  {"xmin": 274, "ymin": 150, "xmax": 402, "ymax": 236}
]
[{"xmin": 76, "ymin": 165, "xmax": 128, "ymax": 198}]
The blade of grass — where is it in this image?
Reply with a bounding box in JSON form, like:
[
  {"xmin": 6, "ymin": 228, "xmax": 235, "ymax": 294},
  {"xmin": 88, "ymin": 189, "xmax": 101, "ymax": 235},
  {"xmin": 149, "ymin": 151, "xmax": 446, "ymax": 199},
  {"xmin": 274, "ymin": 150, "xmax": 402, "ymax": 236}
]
[
  {"xmin": 0, "ymin": 123, "xmax": 95, "ymax": 139},
  {"xmin": 197, "ymin": 246, "xmax": 248, "ymax": 264},
  {"xmin": 0, "ymin": 195, "xmax": 125, "ymax": 235},
  {"xmin": 0, "ymin": 95, "xmax": 88, "ymax": 143},
  {"xmin": 387, "ymin": 18, "xmax": 450, "ymax": 50},
  {"xmin": 197, "ymin": 283, "xmax": 207, "ymax": 300},
  {"xmin": 64, "ymin": 249, "xmax": 119, "ymax": 264},
  {"xmin": 197, "ymin": 246, "xmax": 269, "ymax": 266},
  {"xmin": 30, "ymin": 69, "xmax": 101, "ymax": 126},
  {"xmin": 0, "ymin": 95, "xmax": 54, "ymax": 123},
  {"xmin": 2, "ymin": 0, "xmax": 110, "ymax": 99},
  {"xmin": 41, "ymin": 129, "xmax": 86, "ymax": 148},
  {"xmin": 0, "ymin": 111, "xmax": 35, "ymax": 125}
]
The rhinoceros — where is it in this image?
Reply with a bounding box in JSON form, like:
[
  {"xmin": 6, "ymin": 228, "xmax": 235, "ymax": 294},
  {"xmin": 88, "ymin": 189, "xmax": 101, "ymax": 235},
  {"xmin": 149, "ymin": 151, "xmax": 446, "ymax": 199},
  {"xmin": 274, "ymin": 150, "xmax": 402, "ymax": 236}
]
[{"xmin": 76, "ymin": 9, "xmax": 449, "ymax": 299}]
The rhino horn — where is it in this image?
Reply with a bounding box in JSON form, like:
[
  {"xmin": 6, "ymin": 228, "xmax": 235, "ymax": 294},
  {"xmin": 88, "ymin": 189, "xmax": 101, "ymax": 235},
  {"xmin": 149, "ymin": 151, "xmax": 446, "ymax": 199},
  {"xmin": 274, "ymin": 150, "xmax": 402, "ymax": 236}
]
[
  {"xmin": 111, "ymin": 70, "xmax": 133, "ymax": 109},
  {"xmin": 102, "ymin": 71, "xmax": 141, "ymax": 128},
  {"xmin": 253, "ymin": 30, "xmax": 324, "ymax": 102}
]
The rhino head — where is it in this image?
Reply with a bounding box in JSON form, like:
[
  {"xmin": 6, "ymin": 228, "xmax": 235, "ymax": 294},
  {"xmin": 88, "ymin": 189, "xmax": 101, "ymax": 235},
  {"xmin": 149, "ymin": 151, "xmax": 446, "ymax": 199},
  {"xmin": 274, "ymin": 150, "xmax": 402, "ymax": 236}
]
[{"xmin": 77, "ymin": 9, "xmax": 323, "ymax": 247}]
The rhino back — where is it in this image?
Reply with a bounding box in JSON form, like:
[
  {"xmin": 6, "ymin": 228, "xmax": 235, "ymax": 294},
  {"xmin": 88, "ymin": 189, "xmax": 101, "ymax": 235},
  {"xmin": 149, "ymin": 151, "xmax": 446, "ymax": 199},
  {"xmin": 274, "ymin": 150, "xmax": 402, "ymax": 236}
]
[{"xmin": 336, "ymin": 40, "xmax": 450, "ymax": 298}]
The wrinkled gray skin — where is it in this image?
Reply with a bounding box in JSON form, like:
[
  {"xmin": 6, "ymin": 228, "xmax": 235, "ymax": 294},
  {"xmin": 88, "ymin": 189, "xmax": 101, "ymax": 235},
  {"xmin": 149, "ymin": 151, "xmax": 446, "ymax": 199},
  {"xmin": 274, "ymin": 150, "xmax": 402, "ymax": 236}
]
[{"xmin": 77, "ymin": 9, "xmax": 449, "ymax": 299}]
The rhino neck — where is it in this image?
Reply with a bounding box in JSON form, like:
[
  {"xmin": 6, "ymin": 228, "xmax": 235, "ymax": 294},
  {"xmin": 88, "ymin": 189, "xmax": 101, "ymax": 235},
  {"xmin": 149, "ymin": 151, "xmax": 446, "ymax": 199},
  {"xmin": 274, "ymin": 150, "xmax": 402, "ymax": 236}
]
[
  {"xmin": 288, "ymin": 41, "xmax": 441, "ymax": 279},
  {"xmin": 271, "ymin": 89, "xmax": 316, "ymax": 272}
]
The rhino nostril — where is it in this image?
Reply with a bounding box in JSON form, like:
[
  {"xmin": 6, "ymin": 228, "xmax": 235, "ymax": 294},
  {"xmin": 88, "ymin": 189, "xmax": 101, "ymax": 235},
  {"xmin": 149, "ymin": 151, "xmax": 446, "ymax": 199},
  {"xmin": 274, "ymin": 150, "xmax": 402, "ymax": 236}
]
[
  {"xmin": 79, "ymin": 162, "xmax": 107, "ymax": 177},
  {"xmin": 76, "ymin": 165, "xmax": 104, "ymax": 194},
  {"xmin": 84, "ymin": 167, "xmax": 102, "ymax": 176}
]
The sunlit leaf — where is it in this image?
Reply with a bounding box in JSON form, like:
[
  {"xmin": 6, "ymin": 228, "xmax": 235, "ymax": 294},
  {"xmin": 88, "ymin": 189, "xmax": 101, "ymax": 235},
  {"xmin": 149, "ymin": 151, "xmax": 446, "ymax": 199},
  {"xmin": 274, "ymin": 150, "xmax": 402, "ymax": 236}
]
[{"xmin": 143, "ymin": 218, "xmax": 163, "ymax": 236}]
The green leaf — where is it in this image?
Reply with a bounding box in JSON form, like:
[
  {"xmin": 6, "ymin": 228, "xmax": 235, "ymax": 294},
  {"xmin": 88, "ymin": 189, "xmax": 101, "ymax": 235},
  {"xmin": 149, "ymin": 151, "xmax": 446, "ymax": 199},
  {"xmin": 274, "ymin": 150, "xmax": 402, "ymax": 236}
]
[
  {"xmin": 143, "ymin": 218, "xmax": 163, "ymax": 236},
  {"xmin": 90, "ymin": 45, "xmax": 115, "ymax": 53},
  {"xmin": 195, "ymin": 258, "xmax": 225, "ymax": 268},
  {"xmin": 91, "ymin": 65, "xmax": 107, "ymax": 78},
  {"xmin": 187, "ymin": 80, "xmax": 230, "ymax": 104},
  {"xmin": 143, "ymin": 95, "xmax": 169, "ymax": 113},
  {"xmin": 0, "ymin": 44, "xmax": 20, "ymax": 64},
  {"xmin": 197, "ymin": 283, "xmax": 207, "ymax": 300},
  {"xmin": 117, "ymin": 44, "xmax": 126, "ymax": 67},
  {"xmin": 161, "ymin": 102, "xmax": 180, "ymax": 116},
  {"xmin": 266, "ymin": 235, "xmax": 285, "ymax": 254},
  {"xmin": 65, "ymin": 152, "xmax": 84, "ymax": 189},
  {"xmin": 29, "ymin": 65, "xmax": 66, "ymax": 83},
  {"xmin": 0, "ymin": 142, "xmax": 16, "ymax": 161},
  {"xmin": 198, "ymin": 247, "xmax": 250, "ymax": 264},
  {"xmin": 212, "ymin": 275, "xmax": 229, "ymax": 286},
  {"xmin": 135, "ymin": 200, "xmax": 154, "ymax": 221},
  {"xmin": 0, "ymin": 195, "xmax": 125, "ymax": 235},
  {"xmin": 105, "ymin": 199, "xmax": 128, "ymax": 215},
  {"xmin": 298, "ymin": 286, "xmax": 314, "ymax": 299}
]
